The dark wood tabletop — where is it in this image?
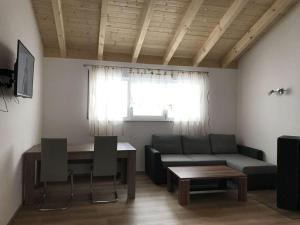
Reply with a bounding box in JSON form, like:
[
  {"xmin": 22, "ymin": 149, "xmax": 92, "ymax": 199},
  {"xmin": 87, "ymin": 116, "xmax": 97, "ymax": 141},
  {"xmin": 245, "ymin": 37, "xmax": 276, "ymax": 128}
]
[
  {"xmin": 26, "ymin": 142, "xmax": 136, "ymax": 153},
  {"xmin": 168, "ymin": 165, "xmax": 246, "ymax": 179}
]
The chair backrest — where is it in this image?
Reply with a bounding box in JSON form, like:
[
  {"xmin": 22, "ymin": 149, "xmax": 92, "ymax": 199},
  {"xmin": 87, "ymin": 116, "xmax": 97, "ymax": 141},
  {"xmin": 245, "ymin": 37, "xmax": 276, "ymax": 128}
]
[
  {"xmin": 40, "ymin": 138, "xmax": 68, "ymax": 182},
  {"xmin": 93, "ymin": 136, "xmax": 117, "ymax": 177}
]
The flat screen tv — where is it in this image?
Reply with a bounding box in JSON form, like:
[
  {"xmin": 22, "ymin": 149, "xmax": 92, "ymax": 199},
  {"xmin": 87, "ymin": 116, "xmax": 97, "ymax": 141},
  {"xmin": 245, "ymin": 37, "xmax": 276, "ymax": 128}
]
[{"xmin": 14, "ymin": 40, "xmax": 35, "ymax": 98}]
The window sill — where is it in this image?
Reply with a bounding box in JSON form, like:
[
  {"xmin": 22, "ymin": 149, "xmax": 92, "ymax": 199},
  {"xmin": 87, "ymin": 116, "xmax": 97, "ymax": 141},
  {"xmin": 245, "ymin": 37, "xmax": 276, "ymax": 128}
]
[{"xmin": 123, "ymin": 117, "xmax": 173, "ymax": 122}]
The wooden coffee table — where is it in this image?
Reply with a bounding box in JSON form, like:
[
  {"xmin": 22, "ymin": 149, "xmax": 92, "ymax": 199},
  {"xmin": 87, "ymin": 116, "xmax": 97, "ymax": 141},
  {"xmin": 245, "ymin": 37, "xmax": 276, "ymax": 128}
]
[{"xmin": 167, "ymin": 165, "xmax": 247, "ymax": 206}]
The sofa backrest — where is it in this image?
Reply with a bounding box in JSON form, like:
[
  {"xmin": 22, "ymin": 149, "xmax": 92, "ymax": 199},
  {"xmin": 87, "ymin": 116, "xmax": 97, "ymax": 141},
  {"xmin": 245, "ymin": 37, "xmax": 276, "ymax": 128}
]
[
  {"xmin": 210, "ymin": 134, "xmax": 238, "ymax": 154},
  {"xmin": 152, "ymin": 135, "xmax": 183, "ymax": 154},
  {"xmin": 151, "ymin": 134, "xmax": 238, "ymax": 155},
  {"xmin": 182, "ymin": 136, "xmax": 211, "ymax": 154}
]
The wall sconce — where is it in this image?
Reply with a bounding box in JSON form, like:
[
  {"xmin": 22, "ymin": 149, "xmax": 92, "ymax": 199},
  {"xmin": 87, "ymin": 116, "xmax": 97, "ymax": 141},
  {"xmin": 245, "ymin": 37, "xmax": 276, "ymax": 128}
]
[{"xmin": 268, "ymin": 88, "xmax": 289, "ymax": 96}]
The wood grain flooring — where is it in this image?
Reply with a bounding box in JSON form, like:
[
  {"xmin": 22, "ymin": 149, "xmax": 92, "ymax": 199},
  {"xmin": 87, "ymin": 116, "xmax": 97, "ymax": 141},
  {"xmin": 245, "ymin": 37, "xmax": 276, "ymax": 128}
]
[{"xmin": 11, "ymin": 175, "xmax": 300, "ymax": 225}]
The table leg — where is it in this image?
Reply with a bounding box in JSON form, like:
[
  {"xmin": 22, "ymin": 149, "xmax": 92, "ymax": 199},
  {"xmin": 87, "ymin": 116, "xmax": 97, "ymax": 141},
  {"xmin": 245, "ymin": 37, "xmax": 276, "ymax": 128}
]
[
  {"xmin": 127, "ymin": 151, "xmax": 136, "ymax": 199},
  {"xmin": 178, "ymin": 179, "xmax": 190, "ymax": 206},
  {"xmin": 167, "ymin": 170, "xmax": 174, "ymax": 192},
  {"xmin": 238, "ymin": 176, "xmax": 247, "ymax": 201},
  {"xmin": 23, "ymin": 155, "xmax": 39, "ymax": 205}
]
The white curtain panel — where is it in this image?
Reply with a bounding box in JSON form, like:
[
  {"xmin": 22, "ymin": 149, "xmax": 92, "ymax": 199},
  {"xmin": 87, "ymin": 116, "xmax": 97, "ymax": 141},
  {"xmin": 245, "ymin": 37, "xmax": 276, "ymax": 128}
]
[
  {"xmin": 89, "ymin": 66, "xmax": 127, "ymax": 136},
  {"xmin": 171, "ymin": 71, "xmax": 209, "ymax": 136}
]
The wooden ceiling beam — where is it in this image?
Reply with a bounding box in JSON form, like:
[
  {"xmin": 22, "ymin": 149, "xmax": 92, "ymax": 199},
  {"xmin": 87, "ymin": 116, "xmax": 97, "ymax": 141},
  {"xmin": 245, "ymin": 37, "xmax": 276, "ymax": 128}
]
[
  {"xmin": 98, "ymin": 0, "xmax": 108, "ymax": 60},
  {"xmin": 163, "ymin": 0, "xmax": 204, "ymax": 65},
  {"xmin": 51, "ymin": 0, "xmax": 66, "ymax": 57},
  {"xmin": 222, "ymin": 0, "xmax": 296, "ymax": 68},
  {"xmin": 132, "ymin": 0, "xmax": 155, "ymax": 63},
  {"xmin": 193, "ymin": 0, "xmax": 249, "ymax": 67}
]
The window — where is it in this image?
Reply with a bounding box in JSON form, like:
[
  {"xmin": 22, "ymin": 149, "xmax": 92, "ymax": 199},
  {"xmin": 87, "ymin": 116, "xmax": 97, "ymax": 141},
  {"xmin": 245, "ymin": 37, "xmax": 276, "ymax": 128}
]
[
  {"xmin": 127, "ymin": 75, "xmax": 173, "ymax": 120},
  {"xmin": 88, "ymin": 66, "xmax": 209, "ymax": 136},
  {"xmin": 126, "ymin": 71, "xmax": 208, "ymax": 122},
  {"xmin": 130, "ymin": 81, "xmax": 167, "ymax": 118}
]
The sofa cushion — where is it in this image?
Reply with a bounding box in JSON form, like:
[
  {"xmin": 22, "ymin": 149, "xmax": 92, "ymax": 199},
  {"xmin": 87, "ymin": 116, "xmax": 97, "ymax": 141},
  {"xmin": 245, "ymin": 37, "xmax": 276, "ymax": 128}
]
[
  {"xmin": 210, "ymin": 134, "xmax": 238, "ymax": 154},
  {"xmin": 182, "ymin": 136, "xmax": 211, "ymax": 154},
  {"xmin": 187, "ymin": 154, "xmax": 226, "ymax": 165},
  {"xmin": 161, "ymin": 154, "xmax": 194, "ymax": 168},
  {"xmin": 216, "ymin": 154, "xmax": 277, "ymax": 175},
  {"xmin": 161, "ymin": 154, "xmax": 226, "ymax": 168},
  {"xmin": 152, "ymin": 135, "xmax": 182, "ymax": 154}
]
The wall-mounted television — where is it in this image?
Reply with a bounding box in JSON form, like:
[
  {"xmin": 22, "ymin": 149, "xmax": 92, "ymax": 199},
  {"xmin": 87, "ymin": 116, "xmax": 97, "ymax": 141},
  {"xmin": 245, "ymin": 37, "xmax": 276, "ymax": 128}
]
[{"xmin": 14, "ymin": 40, "xmax": 35, "ymax": 98}]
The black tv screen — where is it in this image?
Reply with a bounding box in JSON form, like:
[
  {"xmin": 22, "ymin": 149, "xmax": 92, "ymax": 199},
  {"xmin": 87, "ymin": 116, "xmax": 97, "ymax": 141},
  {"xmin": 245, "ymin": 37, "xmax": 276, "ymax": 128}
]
[{"xmin": 14, "ymin": 40, "xmax": 35, "ymax": 98}]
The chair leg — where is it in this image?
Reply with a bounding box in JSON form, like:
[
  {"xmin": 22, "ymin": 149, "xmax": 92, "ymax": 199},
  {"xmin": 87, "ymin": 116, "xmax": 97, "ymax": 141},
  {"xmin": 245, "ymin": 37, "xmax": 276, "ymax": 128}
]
[
  {"xmin": 39, "ymin": 176, "xmax": 73, "ymax": 212},
  {"xmin": 39, "ymin": 182, "xmax": 53, "ymax": 211},
  {"xmin": 90, "ymin": 171, "xmax": 93, "ymax": 201},
  {"xmin": 42, "ymin": 182, "xmax": 47, "ymax": 203},
  {"xmin": 91, "ymin": 174, "xmax": 118, "ymax": 204},
  {"xmin": 70, "ymin": 173, "xmax": 74, "ymax": 200},
  {"xmin": 113, "ymin": 175, "xmax": 118, "ymax": 200}
]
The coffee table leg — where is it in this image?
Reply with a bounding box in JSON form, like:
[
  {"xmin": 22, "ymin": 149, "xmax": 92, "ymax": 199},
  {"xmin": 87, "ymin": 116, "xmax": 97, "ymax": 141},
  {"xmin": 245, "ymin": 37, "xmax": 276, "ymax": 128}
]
[
  {"xmin": 238, "ymin": 176, "xmax": 247, "ymax": 201},
  {"xmin": 178, "ymin": 179, "xmax": 190, "ymax": 206},
  {"xmin": 167, "ymin": 170, "xmax": 174, "ymax": 192}
]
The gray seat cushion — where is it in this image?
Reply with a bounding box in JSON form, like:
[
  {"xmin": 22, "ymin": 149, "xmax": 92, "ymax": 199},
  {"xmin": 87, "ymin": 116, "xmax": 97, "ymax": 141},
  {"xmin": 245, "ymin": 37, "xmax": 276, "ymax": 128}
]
[
  {"xmin": 210, "ymin": 134, "xmax": 238, "ymax": 154},
  {"xmin": 216, "ymin": 154, "xmax": 277, "ymax": 175},
  {"xmin": 187, "ymin": 154, "xmax": 226, "ymax": 166},
  {"xmin": 182, "ymin": 136, "xmax": 211, "ymax": 154},
  {"xmin": 152, "ymin": 135, "xmax": 182, "ymax": 154},
  {"xmin": 161, "ymin": 154, "xmax": 194, "ymax": 168},
  {"xmin": 161, "ymin": 154, "xmax": 226, "ymax": 168}
]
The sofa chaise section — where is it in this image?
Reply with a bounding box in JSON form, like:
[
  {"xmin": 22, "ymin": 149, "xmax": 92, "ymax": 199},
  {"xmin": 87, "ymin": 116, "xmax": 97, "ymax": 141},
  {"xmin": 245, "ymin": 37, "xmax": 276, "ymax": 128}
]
[
  {"xmin": 210, "ymin": 134, "xmax": 277, "ymax": 190},
  {"xmin": 215, "ymin": 154, "xmax": 277, "ymax": 189}
]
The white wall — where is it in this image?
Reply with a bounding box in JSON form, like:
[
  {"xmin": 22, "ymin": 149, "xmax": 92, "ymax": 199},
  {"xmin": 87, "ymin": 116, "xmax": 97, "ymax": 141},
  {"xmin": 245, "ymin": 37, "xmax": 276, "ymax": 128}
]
[
  {"xmin": 237, "ymin": 3, "xmax": 300, "ymax": 164},
  {"xmin": 43, "ymin": 58, "xmax": 237, "ymax": 171},
  {"xmin": 0, "ymin": 0, "xmax": 43, "ymax": 224}
]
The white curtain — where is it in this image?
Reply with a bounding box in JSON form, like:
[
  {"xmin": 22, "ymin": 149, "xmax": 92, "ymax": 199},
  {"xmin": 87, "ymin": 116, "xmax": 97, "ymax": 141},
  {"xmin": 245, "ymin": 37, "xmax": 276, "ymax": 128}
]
[
  {"xmin": 129, "ymin": 69, "xmax": 209, "ymax": 136},
  {"xmin": 171, "ymin": 71, "xmax": 209, "ymax": 136},
  {"xmin": 88, "ymin": 66, "xmax": 127, "ymax": 136}
]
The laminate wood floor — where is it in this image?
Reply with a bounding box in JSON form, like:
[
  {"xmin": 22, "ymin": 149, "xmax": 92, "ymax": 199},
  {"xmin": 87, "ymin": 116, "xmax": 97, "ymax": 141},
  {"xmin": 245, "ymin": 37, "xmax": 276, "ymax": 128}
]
[{"xmin": 11, "ymin": 175, "xmax": 300, "ymax": 225}]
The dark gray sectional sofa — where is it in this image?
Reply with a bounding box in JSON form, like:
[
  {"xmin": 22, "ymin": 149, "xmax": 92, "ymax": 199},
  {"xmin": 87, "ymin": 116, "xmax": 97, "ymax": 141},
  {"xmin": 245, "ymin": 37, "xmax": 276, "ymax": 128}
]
[{"xmin": 145, "ymin": 134, "xmax": 277, "ymax": 190}]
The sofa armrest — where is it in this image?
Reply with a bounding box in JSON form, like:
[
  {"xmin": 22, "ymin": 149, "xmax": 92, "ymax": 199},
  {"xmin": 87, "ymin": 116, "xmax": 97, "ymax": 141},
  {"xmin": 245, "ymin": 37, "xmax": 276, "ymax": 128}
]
[
  {"xmin": 145, "ymin": 146, "xmax": 161, "ymax": 170},
  {"xmin": 150, "ymin": 147, "xmax": 161, "ymax": 155},
  {"xmin": 238, "ymin": 145, "xmax": 264, "ymax": 160},
  {"xmin": 148, "ymin": 147, "xmax": 164, "ymax": 184},
  {"xmin": 150, "ymin": 147, "xmax": 162, "ymax": 169}
]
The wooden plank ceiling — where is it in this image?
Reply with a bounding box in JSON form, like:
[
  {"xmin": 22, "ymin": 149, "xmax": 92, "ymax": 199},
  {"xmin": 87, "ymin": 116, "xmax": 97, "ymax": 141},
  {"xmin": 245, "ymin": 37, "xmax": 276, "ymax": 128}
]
[{"xmin": 32, "ymin": 0, "xmax": 298, "ymax": 68}]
